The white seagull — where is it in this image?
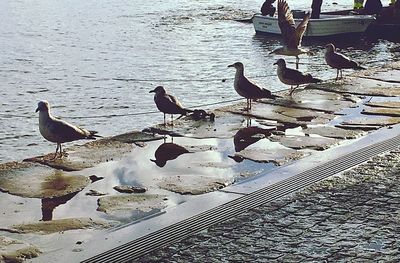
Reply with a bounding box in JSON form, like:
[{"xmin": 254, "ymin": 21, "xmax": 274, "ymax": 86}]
[
  {"xmin": 149, "ymin": 86, "xmax": 192, "ymax": 126},
  {"xmin": 270, "ymin": 0, "xmax": 310, "ymax": 69},
  {"xmin": 228, "ymin": 62, "xmax": 280, "ymax": 111},
  {"xmin": 325, "ymin": 43, "xmax": 366, "ymax": 80},
  {"xmin": 35, "ymin": 100, "xmax": 99, "ymax": 159}
]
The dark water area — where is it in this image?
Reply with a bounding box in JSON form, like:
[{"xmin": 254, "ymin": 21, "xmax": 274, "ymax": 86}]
[{"xmin": 0, "ymin": 0, "xmax": 399, "ymax": 162}]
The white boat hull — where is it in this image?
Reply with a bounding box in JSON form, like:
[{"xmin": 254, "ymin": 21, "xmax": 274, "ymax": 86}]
[{"xmin": 253, "ymin": 14, "xmax": 375, "ymax": 37}]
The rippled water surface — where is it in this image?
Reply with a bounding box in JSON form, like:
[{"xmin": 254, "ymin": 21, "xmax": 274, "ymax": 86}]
[{"xmin": 0, "ymin": 0, "xmax": 398, "ymax": 162}]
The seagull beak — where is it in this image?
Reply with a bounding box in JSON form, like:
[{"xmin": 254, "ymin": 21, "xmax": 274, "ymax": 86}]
[
  {"xmin": 149, "ymin": 89, "xmax": 155, "ymax": 93},
  {"xmin": 273, "ymin": 62, "xmax": 277, "ymax": 65},
  {"xmin": 35, "ymin": 107, "xmax": 39, "ymax": 113},
  {"xmin": 227, "ymin": 64, "xmax": 234, "ymax": 68}
]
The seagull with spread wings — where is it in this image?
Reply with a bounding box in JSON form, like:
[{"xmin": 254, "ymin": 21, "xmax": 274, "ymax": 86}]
[{"xmin": 270, "ymin": 0, "xmax": 310, "ymax": 69}]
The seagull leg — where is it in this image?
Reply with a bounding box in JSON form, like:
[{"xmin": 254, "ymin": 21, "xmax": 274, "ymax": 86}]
[
  {"xmin": 296, "ymin": 56, "xmax": 299, "ymax": 69},
  {"xmin": 171, "ymin": 114, "xmax": 174, "ymax": 126},
  {"xmin": 289, "ymin": 86, "xmax": 294, "ymax": 96},
  {"xmin": 59, "ymin": 144, "xmax": 63, "ymax": 158},
  {"xmin": 249, "ymin": 99, "xmax": 252, "ymax": 110},
  {"xmin": 336, "ymin": 69, "xmax": 339, "ymax": 80},
  {"xmin": 340, "ymin": 69, "xmax": 343, "ymax": 79},
  {"xmin": 51, "ymin": 144, "xmax": 59, "ymax": 160},
  {"xmin": 163, "ymin": 113, "xmax": 166, "ymax": 126}
]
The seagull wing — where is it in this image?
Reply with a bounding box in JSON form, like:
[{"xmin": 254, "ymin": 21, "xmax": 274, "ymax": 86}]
[
  {"xmin": 157, "ymin": 93, "xmax": 186, "ymax": 114},
  {"xmin": 295, "ymin": 12, "xmax": 310, "ymax": 47},
  {"xmin": 278, "ymin": 0, "xmax": 296, "ymax": 48},
  {"xmin": 330, "ymin": 51, "xmax": 359, "ymax": 69},
  {"xmin": 48, "ymin": 118, "xmax": 93, "ymax": 143},
  {"xmin": 240, "ymin": 76, "xmax": 273, "ymax": 99},
  {"xmin": 282, "ymin": 67, "xmax": 310, "ymax": 83}
]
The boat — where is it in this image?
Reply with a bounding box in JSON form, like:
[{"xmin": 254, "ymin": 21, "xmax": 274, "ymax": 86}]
[{"xmin": 253, "ymin": 13, "xmax": 375, "ymax": 37}]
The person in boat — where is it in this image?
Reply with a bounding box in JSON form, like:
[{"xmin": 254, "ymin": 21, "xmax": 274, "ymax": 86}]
[
  {"xmin": 261, "ymin": 0, "xmax": 276, "ymax": 16},
  {"xmin": 311, "ymin": 0, "xmax": 323, "ymax": 19},
  {"xmin": 363, "ymin": 0, "xmax": 383, "ymax": 14}
]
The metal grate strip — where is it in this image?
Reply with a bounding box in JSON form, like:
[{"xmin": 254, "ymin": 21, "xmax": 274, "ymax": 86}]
[{"xmin": 82, "ymin": 134, "xmax": 400, "ymax": 263}]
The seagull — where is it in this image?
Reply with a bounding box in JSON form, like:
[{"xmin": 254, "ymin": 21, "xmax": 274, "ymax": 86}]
[
  {"xmin": 228, "ymin": 62, "xmax": 280, "ymax": 111},
  {"xmin": 270, "ymin": 0, "xmax": 310, "ymax": 69},
  {"xmin": 35, "ymin": 100, "xmax": 99, "ymax": 159},
  {"xmin": 325, "ymin": 43, "xmax": 366, "ymax": 80},
  {"xmin": 274, "ymin": 58, "xmax": 321, "ymax": 96},
  {"xmin": 149, "ymin": 86, "xmax": 192, "ymax": 126}
]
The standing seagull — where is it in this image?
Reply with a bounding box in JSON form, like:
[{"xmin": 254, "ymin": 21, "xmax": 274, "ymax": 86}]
[
  {"xmin": 149, "ymin": 86, "xmax": 192, "ymax": 126},
  {"xmin": 35, "ymin": 100, "xmax": 99, "ymax": 159},
  {"xmin": 274, "ymin": 58, "xmax": 321, "ymax": 96},
  {"xmin": 325, "ymin": 43, "xmax": 366, "ymax": 80},
  {"xmin": 270, "ymin": 0, "xmax": 310, "ymax": 69},
  {"xmin": 228, "ymin": 62, "xmax": 280, "ymax": 111}
]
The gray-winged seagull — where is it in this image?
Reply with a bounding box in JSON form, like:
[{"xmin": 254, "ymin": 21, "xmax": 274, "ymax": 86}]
[
  {"xmin": 35, "ymin": 100, "xmax": 99, "ymax": 159},
  {"xmin": 150, "ymin": 86, "xmax": 192, "ymax": 126},
  {"xmin": 228, "ymin": 62, "xmax": 280, "ymax": 111},
  {"xmin": 274, "ymin": 58, "xmax": 321, "ymax": 96},
  {"xmin": 270, "ymin": 0, "xmax": 310, "ymax": 69},
  {"xmin": 325, "ymin": 43, "xmax": 366, "ymax": 80}
]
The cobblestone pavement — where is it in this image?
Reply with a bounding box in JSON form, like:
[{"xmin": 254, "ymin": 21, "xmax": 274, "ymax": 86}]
[{"xmin": 140, "ymin": 148, "xmax": 400, "ymax": 262}]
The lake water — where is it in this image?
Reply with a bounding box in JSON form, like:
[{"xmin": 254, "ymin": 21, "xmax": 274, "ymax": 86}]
[{"xmin": 0, "ymin": 0, "xmax": 398, "ymax": 162}]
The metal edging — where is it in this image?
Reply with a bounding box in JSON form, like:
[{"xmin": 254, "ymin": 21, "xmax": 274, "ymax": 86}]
[{"xmin": 82, "ymin": 134, "xmax": 400, "ymax": 263}]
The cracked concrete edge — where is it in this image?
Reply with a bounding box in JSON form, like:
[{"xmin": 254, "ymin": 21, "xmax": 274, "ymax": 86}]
[{"xmin": 33, "ymin": 124, "xmax": 400, "ymax": 263}]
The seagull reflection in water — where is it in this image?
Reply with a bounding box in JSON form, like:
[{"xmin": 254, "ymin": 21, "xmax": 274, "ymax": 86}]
[{"xmin": 150, "ymin": 138, "xmax": 191, "ymax": 167}]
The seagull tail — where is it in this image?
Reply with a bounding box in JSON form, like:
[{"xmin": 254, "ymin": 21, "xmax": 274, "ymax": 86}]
[
  {"xmin": 311, "ymin": 77, "xmax": 322, "ymax": 83},
  {"xmin": 261, "ymin": 89, "xmax": 281, "ymax": 100},
  {"xmin": 306, "ymin": 74, "xmax": 322, "ymax": 83},
  {"xmin": 184, "ymin": 108, "xmax": 194, "ymax": 113},
  {"xmin": 271, "ymin": 93, "xmax": 283, "ymax": 99},
  {"xmin": 87, "ymin": 130, "xmax": 102, "ymax": 139}
]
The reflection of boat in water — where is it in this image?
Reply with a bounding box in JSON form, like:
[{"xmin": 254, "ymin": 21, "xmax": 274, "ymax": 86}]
[
  {"xmin": 150, "ymin": 142, "xmax": 190, "ymax": 167},
  {"xmin": 253, "ymin": 13, "xmax": 375, "ymax": 37}
]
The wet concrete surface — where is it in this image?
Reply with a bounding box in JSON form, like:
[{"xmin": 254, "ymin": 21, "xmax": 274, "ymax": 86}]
[
  {"xmin": 1, "ymin": 64, "xmax": 400, "ymax": 262},
  {"xmin": 140, "ymin": 147, "xmax": 400, "ymax": 262}
]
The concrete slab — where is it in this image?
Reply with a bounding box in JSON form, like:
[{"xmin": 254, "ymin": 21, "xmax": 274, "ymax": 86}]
[
  {"xmin": 223, "ymin": 124, "xmax": 400, "ymax": 195},
  {"xmin": 33, "ymin": 191, "xmax": 242, "ymax": 263}
]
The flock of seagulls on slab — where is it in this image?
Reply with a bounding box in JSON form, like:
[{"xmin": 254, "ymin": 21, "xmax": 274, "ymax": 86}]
[{"xmin": 35, "ymin": 0, "xmax": 366, "ymax": 159}]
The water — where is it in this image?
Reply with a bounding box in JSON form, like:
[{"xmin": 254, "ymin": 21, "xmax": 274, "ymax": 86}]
[{"xmin": 0, "ymin": 0, "xmax": 398, "ymax": 162}]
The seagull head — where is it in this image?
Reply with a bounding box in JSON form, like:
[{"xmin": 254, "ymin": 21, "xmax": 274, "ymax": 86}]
[
  {"xmin": 150, "ymin": 158, "xmax": 167, "ymax": 167},
  {"xmin": 35, "ymin": 100, "xmax": 50, "ymax": 113},
  {"xmin": 227, "ymin": 62, "xmax": 244, "ymax": 70},
  {"xmin": 273, "ymin": 59, "xmax": 286, "ymax": 67},
  {"xmin": 325, "ymin": 43, "xmax": 335, "ymax": 52},
  {"xmin": 149, "ymin": 86, "xmax": 166, "ymax": 94}
]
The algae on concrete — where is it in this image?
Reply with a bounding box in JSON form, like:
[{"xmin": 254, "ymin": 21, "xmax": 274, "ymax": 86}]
[
  {"xmin": 233, "ymin": 147, "xmax": 308, "ymax": 165},
  {"xmin": 362, "ymin": 107, "xmax": 400, "ymax": 117},
  {"xmin": 302, "ymin": 126, "xmax": 366, "ymax": 139},
  {"xmin": 269, "ymin": 135, "xmax": 339, "ymax": 151},
  {"xmin": 97, "ymin": 194, "xmax": 167, "ymax": 214},
  {"xmin": 25, "ymin": 139, "xmax": 134, "ymax": 171},
  {"xmin": 10, "ymin": 218, "xmax": 114, "ymax": 234},
  {"xmin": 0, "ymin": 163, "xmax": 90, "ymax": 199},
  {"xmin": 0, "ymin": 236, "xmax": 41, "ymax": 263},
  {"xmin": 159, "ymin": 175, "xmax": 234, "ymax": 195}
]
